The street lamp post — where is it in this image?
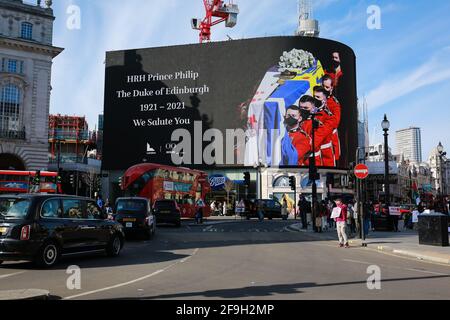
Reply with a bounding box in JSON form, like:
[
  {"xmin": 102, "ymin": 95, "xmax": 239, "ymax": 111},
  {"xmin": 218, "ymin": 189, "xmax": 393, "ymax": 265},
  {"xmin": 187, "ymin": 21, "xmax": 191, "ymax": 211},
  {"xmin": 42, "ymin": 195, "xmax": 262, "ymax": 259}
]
[
  {"xmin": 253, "ymin": 159, "xmax": 267, "ymax": 200},
  {"xmin": 310, "ymin": 114, "xmax": 319, "ymax": 231},
  {"xmin": 437, "ymin": 142, "xmax": 447, "ymax": 213},
  {"xmin": 382, "ymin": 115, "xmax": 391, "ymax": 208}
]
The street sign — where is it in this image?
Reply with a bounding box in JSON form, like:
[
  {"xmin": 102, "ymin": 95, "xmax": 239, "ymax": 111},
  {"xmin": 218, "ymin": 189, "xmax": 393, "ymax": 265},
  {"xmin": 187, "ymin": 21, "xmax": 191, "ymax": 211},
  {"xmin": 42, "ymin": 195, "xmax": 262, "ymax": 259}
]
[
  {"xmin": 389, "ymin": 207, "xmax": 402, "ymax": 216},
  {"xmin": 354, "ymin": 164, "xmax": 369, "ymax": 180}
]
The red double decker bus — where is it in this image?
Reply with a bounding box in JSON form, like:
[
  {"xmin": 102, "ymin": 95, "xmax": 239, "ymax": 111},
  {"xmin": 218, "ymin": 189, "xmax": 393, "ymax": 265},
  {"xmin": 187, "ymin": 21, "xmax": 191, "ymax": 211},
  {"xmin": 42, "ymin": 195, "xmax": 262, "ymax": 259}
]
[
  {"xmin": 121, "ymin": 163, "xmax": 211, "ymax": 218},
  {"xmin": 0, "ymin": 170, "xmax": 62, "ymax": 194}
]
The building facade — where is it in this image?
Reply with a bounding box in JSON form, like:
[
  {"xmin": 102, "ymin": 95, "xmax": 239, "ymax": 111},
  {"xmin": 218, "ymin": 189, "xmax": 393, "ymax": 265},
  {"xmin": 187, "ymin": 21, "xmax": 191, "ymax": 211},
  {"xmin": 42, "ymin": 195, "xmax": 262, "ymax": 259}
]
[
  {"xmin": 395, "ymin": 127, "xmax": 422, "ymax": 163},
  {"xmin": 367, "ymin": 143, "xmax": 396, "ymax": 162},
  {"xmin": 47, "ymin": 114, "xmax": 101, "ymax": 197},
  {"xmin": 429, "ymin": 145, "xmax": 449, "ymax": 197},
  {"xmin": 0, "ymin": 0, "xmax": 62, "ymax": 170}
]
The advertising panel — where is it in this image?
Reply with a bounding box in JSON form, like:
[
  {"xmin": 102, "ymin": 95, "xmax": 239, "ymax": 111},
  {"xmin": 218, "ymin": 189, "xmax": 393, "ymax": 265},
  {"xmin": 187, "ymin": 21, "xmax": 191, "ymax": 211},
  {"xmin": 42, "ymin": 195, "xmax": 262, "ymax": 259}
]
[{"xmin": 103, "ymin": 36, "xmax": 357, "ymax": 170}]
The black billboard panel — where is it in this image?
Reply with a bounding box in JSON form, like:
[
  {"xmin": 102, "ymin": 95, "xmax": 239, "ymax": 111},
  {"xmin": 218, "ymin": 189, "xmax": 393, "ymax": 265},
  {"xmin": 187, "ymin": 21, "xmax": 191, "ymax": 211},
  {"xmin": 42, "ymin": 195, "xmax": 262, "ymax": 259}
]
[{"xmin": 102, "ymin": 36, "xmax": 357, "ymax": 170}]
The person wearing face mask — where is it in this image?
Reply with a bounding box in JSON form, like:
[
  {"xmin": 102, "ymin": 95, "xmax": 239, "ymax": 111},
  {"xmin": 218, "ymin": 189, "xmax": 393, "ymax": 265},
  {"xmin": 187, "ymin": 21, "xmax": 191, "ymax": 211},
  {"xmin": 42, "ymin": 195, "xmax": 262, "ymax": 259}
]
[
  {"xmin": 313, "ymin": 86, "xmax": 339, "ymax": 167},
  {"xmin": 325, "ymin": 51, "xmax": 343, "ymax": 91},
  {"xmin": 299, "ymin": 95, "xmax": 336, "ymax": 167},
  {"xmin": 282, "ymin": 105, "xmax": 312, "ymax": 166},
  {"xmin": 322, "ymin": 76, "xmax": 342, "ymax": 162}
]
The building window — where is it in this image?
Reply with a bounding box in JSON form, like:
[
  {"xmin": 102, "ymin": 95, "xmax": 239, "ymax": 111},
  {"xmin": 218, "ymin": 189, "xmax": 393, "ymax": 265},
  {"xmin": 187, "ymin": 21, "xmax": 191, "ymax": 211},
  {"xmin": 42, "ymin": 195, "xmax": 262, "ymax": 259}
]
[
  {"xmin": 21, "ymin": 22, "xmax": 33, "ymax": 40},
  {"xmin": 273, "ymin": 176, "xmax": 290, "ymax": 188},
  {"xmin": 0, "ymin": 84, "xmax": 21, "ymax": 133},
  {"xmin": 7, "ymin": 60, "xmax": 17, "ymax": 73},
  {"xmin": 1, "ymin": 58, "xmax": 24, "ymax": 74}
]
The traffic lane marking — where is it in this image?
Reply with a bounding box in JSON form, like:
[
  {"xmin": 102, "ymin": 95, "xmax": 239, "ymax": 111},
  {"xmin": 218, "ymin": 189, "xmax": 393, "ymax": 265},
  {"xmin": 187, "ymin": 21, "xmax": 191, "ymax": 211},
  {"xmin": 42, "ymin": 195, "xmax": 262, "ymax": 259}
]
[
  {"xmin": 342, "ymin": 259, "xmax": 449, "ymax": 276},
  {"xmin": 0, "ymin": 271, "xmax": 26, "ymax": 280},
  {"xmin": 63, "ymin": 248, "xmax": 199, "ymax": 300}
]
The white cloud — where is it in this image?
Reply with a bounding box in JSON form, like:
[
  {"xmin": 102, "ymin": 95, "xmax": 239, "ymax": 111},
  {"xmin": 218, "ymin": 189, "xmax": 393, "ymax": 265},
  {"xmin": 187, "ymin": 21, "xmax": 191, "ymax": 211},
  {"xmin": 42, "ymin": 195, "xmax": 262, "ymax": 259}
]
[{"xmin": 366, "ymin": 46, "xmax": 450, "ymax": 111}]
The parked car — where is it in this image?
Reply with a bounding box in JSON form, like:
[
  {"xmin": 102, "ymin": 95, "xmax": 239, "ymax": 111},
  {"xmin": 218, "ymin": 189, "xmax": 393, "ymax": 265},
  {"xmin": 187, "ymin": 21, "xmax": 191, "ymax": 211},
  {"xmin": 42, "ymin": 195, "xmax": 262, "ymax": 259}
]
[
  {"xmin": 0, "ymin": 194, "xmax": 125, "ymax": 268},
  {"xmin": 153, "ymin": 200, "xmax": 181, "ymax": 227},
  {"xmin": 114, "ymin": 197, "xmax": 156, "ymax": 239},
  {"xmin": 245, "ymin": 199, "xmax": 283, "ymax": 220}
]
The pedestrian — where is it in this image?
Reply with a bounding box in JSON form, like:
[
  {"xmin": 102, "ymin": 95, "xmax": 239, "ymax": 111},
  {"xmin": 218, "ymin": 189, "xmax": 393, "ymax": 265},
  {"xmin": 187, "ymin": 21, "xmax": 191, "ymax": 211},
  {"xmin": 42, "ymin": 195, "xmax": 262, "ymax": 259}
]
[
  {"xmin": 346, "ymin": 202, "xmax": 353, "ymax": 238},
  {"xmin": 327, "ymin": 199, "xmax": 336, "ymax": 230},
  {"xmin": 418, "ymin": 202, "xmax": 425, "ymax": 214},
  {"xmin": 257, "ymin": 200, "xmax": 264, "ymax": 222},
  {"xmin": 315, "ymin": 202, "xmax": 323, "ymax": 233},
  {"xmin": 446, "ymin": 197, "xmax": 450, "ymax": 215},
  {"xmin": 321, "ymin": 200, "xmax": 329, "ymax": 231},
  {"xmin": 282, "ymin": 198, "xmax": 289, "ymax": 220},
  {"xmin": 222, "ymin": 201, "xmax": 227, "ymax": 217},
  {"xmin": 348, "ymin": 201, "xmax": 357, "ymax": 235},
  {"xmin": 210, "ymin": 201, "xmax": 216, "ymax": 216},
  {"xmin": 195, "ymin": 198, "xmax": 205, "ymax": 224},
  {"xmin": 96, "ymin": 195, "xmax": 104, "ymax": 210},
  {"xmin": 363, "ymin": 202, "xmax": 371, "ymax": 236},
  {"xmin": 299, "ymin": 196, "xmax": 309, "ymax": 229},
  {"xmin": 392, "ymin": 212, "xmax": 399, "ymax": 232},
  {"xmin": 104, "ymin": 200, "xmax": 113, "ymax": 220},
  {"xmin": 333, "ymin": 198, "xmax": 349, "ymax": 248}
]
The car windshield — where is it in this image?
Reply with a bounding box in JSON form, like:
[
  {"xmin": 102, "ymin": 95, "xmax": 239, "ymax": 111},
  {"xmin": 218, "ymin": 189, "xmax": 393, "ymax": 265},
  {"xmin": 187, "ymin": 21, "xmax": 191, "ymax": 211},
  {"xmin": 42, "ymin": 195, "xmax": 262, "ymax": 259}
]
[
  {"xmin": 0, "ymin": 198, "xmax": 31, "ymax": 219},
  {"xmin": 116, "ymin": 200, "xmax": 146, "ymax": 213},
  {"xmin": 155, "ymin": 201, "xmax": 176, "ymax": 209}
]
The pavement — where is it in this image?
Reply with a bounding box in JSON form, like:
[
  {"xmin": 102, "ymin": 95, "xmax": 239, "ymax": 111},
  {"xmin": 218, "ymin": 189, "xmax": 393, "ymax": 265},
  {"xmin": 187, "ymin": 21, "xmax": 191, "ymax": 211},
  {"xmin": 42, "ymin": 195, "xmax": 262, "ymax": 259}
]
[
  {"xmin": 0, "ymin": 289, "xmax": 50, "ymax": 300},
  {"xmin": 287, "ymin": 222, "xmax": 450, "ymax": 265}
]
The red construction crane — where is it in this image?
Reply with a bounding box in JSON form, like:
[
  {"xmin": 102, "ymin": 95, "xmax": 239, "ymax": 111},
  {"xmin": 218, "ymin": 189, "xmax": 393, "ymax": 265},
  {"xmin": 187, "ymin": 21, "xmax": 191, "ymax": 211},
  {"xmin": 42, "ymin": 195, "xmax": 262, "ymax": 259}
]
[{"xmin": 191, "ymin": 0, "xmax": 239, "ymax": 43}]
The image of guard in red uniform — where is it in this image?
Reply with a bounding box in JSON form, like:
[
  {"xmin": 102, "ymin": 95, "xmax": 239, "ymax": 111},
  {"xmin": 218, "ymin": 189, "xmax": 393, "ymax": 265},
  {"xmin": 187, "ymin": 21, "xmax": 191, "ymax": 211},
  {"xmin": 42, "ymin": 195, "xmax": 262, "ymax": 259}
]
[
  {"xmin": 322, "ymin": 74, "xmax": 342, "ymax": 162},
  {"xmin": 325, "ymin": 52, "xmax": 344, "ymax": 90},
  {"xmin": 284, "ymin": 105, "xmax": 312, "ymax": 166},
  {"xmin": 298, "ymin": 95, "xmax": 336, "ymax": 167},
  {"xmin": 313, "ymin": 86, "xmax": 338, "ymax": 167}
]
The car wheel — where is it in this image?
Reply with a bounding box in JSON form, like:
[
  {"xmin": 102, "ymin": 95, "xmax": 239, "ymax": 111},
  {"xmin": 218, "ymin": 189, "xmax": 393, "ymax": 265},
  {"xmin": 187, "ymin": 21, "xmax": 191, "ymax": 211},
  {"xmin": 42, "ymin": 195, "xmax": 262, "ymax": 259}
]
[
  {"xmin": 35, "ymin": 241, "xmax": 60, "ymax": 269},
  {"xmin": 106, "ymin": 234, "xmax": 123, "ymax": 257},
  {"xmin": 144, "ymin": 225, "xmax": 154, "ymax": 240}
]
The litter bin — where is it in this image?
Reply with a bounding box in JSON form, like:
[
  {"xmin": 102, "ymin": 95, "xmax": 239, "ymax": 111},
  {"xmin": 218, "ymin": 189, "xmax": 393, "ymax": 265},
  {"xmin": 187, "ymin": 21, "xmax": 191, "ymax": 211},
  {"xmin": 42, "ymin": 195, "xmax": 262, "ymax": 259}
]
[{"xmin": 418, "ymin": 213, "xmax": 449, "ymax": 247}]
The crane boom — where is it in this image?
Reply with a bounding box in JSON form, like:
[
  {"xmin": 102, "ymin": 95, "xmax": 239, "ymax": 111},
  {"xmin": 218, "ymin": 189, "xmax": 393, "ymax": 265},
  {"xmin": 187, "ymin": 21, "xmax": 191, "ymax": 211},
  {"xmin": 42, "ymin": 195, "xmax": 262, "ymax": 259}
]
[{"xmin": 192, "ymin": 0, "xmax": 239, "ymax": 43}]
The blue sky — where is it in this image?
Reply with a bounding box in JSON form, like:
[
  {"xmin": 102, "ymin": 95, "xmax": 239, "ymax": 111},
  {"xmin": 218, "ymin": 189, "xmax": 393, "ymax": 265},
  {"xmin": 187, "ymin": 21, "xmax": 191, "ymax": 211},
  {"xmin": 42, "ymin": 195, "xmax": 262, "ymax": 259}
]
[{"xmin": 49, "ymin": 0, "xmax": 450, "ymax": 161}]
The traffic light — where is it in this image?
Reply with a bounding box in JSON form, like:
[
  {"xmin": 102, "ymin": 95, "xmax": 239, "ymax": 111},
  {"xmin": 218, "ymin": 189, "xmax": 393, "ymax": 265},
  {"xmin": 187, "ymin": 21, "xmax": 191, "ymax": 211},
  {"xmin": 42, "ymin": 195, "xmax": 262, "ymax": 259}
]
[
  {"xmin": 69, "ymin": 174, "xmax": 75, "ymax": 186},
  {"xmin": 243, "ymin": 172, "xmax": 250, "ymax": 187},
  {"xmin": 118, "ymin": 176, "xmax": 123, "ymax": 189},
  {"xmin": 33, "ymin": 170, "xmax": 41, "ymax": 186},
  {"xmin": 289, "ymin": 176, "xmax": 296, "ymax": 191}
]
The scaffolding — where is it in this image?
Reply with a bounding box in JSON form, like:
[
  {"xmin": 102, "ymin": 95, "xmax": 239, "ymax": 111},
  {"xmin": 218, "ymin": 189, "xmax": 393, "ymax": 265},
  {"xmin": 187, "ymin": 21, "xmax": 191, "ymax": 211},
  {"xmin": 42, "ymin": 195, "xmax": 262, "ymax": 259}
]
[{"xmin": 49, "ymin": 115, "xmax": 94, "ymax": 164}]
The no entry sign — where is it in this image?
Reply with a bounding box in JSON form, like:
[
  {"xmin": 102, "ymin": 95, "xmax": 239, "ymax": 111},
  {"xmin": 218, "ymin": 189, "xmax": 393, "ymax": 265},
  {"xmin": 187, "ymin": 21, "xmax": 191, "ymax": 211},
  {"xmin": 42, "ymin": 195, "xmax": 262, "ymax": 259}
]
[{"xmin": 354, "ymin": 164, "xmax": 369, "ymax": 180}]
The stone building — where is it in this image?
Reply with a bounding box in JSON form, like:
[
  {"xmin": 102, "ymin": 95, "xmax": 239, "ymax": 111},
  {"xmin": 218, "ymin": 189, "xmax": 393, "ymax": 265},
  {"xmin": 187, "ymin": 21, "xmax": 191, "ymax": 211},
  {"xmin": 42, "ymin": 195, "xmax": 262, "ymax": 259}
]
[{"xmin": 0, "ymin": 0, "xmax": 63, "ymax": 170}]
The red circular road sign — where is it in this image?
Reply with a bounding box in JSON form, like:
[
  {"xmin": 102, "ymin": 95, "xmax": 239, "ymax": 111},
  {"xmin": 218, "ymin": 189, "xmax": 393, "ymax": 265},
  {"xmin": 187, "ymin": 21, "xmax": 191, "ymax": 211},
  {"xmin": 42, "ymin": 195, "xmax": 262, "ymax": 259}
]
[{"xmin": 354, "ymin": 164, "xmax": 369, "ymax": 180}]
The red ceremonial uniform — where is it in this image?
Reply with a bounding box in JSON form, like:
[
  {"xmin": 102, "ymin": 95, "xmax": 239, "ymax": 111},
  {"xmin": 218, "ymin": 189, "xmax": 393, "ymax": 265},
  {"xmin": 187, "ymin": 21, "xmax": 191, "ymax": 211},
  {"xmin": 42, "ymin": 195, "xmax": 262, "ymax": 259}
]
[
  {"xmin": 327, "ymin": 96, "xmax": 341, "ymax": 162},
  {"xmin": 300, "ymin": 109, "xmax": 335, "ymax": 167},
  {"xmin": 325, "ymin": 66, "xmax": 343, "ymax": 89},
  {"xmin": 289, "ymin": 128, "xmax": 312, "ymax": 166}
]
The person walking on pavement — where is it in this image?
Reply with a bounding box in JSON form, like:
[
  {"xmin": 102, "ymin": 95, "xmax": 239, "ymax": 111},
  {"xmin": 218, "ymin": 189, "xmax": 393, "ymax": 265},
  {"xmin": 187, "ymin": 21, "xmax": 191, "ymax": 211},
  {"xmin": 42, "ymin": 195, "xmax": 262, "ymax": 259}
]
[
  {"xmin": 195, "ymin": 198, "xmax": 205, "ymax": 224},
  {"xmin": 346, "ymin": 201, "xmax": 354, "ymax": 238},
  {"xmin": 333, "ymin": 198, "xmax": 349, "ymax": 248},
  {"xmin": 299, "ymin": 196, "xmax": 309, "ymax": 229},
  {"xmin": 282, "ymin": 198, "xmax": 289, "ymax": 220},
  {"xmin": 222, "ymin": 201, "xmax": 227, "ymax": 217},
  {"xmin": 257, "ymin": 200, "xmax": 264, "ymax": 222}
]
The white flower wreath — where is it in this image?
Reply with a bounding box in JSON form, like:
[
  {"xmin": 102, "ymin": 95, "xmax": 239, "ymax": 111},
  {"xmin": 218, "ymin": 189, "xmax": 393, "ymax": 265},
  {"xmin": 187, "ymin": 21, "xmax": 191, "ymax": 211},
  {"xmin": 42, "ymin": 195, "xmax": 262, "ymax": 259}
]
[{"xmin": 278, "ymin": 49, "xmax": 315, "ymax": 72}]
